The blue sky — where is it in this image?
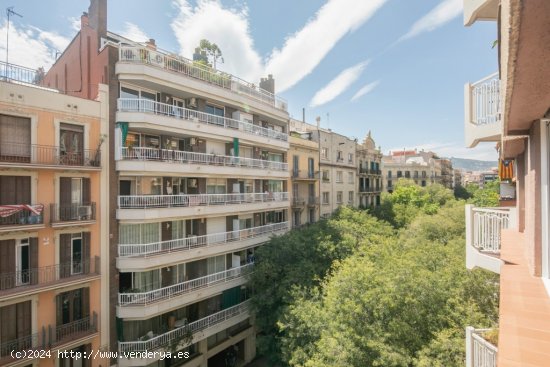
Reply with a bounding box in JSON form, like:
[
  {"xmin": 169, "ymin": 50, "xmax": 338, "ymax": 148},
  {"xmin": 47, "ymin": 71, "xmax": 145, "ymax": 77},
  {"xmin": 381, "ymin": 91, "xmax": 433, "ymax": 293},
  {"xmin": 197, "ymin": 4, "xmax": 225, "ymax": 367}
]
[{"xmin": 0, "ymin": 0, "xmax": 499, "ymax": 160}]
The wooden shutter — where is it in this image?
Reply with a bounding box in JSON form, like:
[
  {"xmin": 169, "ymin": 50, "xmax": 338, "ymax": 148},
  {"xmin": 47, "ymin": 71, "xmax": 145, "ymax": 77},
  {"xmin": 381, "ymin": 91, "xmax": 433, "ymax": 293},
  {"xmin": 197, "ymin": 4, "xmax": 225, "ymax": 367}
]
[
  {"xmin": 82, "ymin": 287, "xmax": 90, "ymax": 319},
  {"xmin": 0, "ymin": 304, "xmax": 16, "ymax": 343},
  {"xmin": 56, "ymin": 294, "xmax": 63, "ymax": 326},
  {"xmin": 15, "ymin": 176, "xmax": 31, "ymax": 204},
  {"xmin": 0, "ymin": 240, "xmax": 15, "ymax": 290},
  {"xmin": 59, "ymin": 177, "xmax": 72, "ymax": 206},
  {"xmin": 82, "ymin": 178, "xmax": 90, "ymax": 204},
  {"xmin": 0, "ymin": 176, "xmax": 16, "ymax": 205},
  {"xmin": 29, "ymin": 238, "xmax": 38, "ymax": 285},
  {"xmin": 59, "ymin": 234, "xmax": 72, "ymax": 278},
  {"xmin": 83, "ymin": 344, "xmax": 92, "ymax": 367},
  {"xmin": 16, "ymin": 301, "xmax": 31, "ymax": 339},
  {"xmin": 82, "ymin": 232, "xmax": 90, "ymax": 274}
]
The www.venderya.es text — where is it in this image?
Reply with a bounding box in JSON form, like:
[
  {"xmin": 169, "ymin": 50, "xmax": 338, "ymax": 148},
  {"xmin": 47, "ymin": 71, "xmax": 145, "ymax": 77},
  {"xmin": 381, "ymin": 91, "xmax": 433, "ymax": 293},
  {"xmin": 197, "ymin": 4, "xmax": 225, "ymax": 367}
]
[{"xmin": 11, "ymin": 349, "xmax": 190, "ymax": 360}]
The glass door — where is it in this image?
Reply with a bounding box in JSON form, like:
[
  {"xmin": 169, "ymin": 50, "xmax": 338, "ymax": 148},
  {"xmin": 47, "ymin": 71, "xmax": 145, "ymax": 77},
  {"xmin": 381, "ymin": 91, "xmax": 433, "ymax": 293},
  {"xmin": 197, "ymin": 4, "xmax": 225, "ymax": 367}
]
[{"xmin": 16, "ymin": 239, "xmax": 30, "ymax": 286}]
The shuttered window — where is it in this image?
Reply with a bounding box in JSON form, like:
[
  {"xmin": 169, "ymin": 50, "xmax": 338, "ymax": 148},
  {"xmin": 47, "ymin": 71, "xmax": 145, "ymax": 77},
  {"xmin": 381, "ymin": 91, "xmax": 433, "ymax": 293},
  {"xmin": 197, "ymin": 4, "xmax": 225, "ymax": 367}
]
[{"xmin": 0, "ymin": 115, "xmax": 31, "ymax": 158}]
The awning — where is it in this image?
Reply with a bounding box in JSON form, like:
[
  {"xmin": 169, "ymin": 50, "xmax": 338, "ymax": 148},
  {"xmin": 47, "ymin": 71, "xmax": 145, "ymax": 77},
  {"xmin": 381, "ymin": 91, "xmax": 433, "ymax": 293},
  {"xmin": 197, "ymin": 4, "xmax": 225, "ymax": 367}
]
[{"xmin": 0, "ymin": 204, "xmax": 44, "ymax": 218}]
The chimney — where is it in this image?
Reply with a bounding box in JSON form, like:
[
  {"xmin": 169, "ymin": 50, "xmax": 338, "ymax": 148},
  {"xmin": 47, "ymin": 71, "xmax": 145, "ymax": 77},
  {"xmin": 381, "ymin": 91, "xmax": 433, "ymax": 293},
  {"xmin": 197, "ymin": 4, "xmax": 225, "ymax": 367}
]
[
  {"xmin": 145, "ymin": 39, "xmax": 157, "ymax": 50},
  {"xmin": 88, "ymin": 0, "xmax": 107, "ymax": 40},
  {"xmin": 259, "ymin": 74, "xmax": 275, "ymax": 94},
  {"xmin": 80, "ymin": 12, "xmax": 88, "ymax": 31}
]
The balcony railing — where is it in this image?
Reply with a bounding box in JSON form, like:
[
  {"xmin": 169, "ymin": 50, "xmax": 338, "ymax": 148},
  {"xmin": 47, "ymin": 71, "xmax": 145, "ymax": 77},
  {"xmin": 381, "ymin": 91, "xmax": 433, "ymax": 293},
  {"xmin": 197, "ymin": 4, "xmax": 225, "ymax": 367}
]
[
  {"xmin": 117, "ymin": 98, "xmax": 288, "ymax": 142},
  {"xmin": 118, "ymin": 222, "xmax": 289, "ymax": 258},
  {"xmin": 292, "ymin": 197, "xmax": 306, "ymax": 206},
  {"xmin": 0, "ymin": 329, "xmax": 46, "ymax": 359},
  {"xmin": 470, "ymin": 73, "xmax": 501, "ymax": 126},
  {"xmin": 308, "ymin": 196, "xmax": 320, "ymax": 205},
  {"xmin": 119, "ymin": 146, "xmax": 288, "ymax": 171},
  {"xmin": 50, "ymin": 203, "xmax": 96, "ymax": 223},
  {"xmin": 119, "ymin": 263, "xmax": 253, "ymax": 306},
  {"xmin": 0, "ymin": 204, "xmax": 44, "ymax": 227},
  {"xmin": 119, "ymin": 300, "xmax": 250, "ymax": 353},
  {"xmin": 0, "ymin": 142, "xmax": 101, "ymax": 167},
  {"xmin": 118, "ymin": 46, "xmax": 288, "ymax": 111},
  {"xmin": 0, "ymin": 61, "xmax": 46, "ymax": 88},
  {"xmin": 471, "ymin": 207, "xmax": 510, "ymax": 253},
  {"xmin": 291, "ymin": 170, "xmax": 318, "ymax": 180},
  {"xmin": 52, "ymin": 312, "xmax": 98, "ymax": 346},
  {"xmin": 118, "ymin": 192, "xmax": 289, "ymax": 209},
  {"xmin": 466, "ymin": 327, "xmax": 497, "ymax": 367},
  {"xmin": 0, "ymin": 256, "xmax": 100, "ymax": 292}
]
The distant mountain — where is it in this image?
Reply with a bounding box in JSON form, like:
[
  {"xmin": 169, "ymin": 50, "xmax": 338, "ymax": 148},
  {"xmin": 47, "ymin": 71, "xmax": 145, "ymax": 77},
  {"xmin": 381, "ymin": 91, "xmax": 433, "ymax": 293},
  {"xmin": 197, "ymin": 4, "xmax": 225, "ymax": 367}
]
[{"xmin": 449, "ymin": 157, "xmax": 497, "ymax": 172}]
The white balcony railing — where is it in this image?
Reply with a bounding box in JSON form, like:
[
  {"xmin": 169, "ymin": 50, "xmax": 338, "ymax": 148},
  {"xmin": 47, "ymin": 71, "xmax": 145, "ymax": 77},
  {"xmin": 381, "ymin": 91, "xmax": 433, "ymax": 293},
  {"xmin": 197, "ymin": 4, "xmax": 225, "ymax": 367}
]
[
  {"xmin": 466, "ymin": 327, "xmax": 498, "ymax": 367},
  {"xmin": 118, "ymin": 300, "xmax": 251, "ymax": 354},
  {"xmin": 472, "ymin": 207, "xmax": 510, "ymax": 253},
  {"xmin": 118, "ymin": 45, "xmax": 288, "ymax": 111},
  {"xmin": 119, "ymin": 146, "xmax": 288, "ymax": 171},
  {"xmin": 118, "ymin": 192, "xmax": 289, "ymax": 209},
  {"xmin": 470, "ymin": 73, "xmax": 500, "ymax": 126},
  {"xmin": 117, "ymin": 98, "xmax": 288, "ymax": 142},
  {"xmin": 118, "ymin": 222, "xmax": 289, "ymax": 258},
  {"xmin": 119, "ymin": 263, "xmax": 253, "ymax": 306}
]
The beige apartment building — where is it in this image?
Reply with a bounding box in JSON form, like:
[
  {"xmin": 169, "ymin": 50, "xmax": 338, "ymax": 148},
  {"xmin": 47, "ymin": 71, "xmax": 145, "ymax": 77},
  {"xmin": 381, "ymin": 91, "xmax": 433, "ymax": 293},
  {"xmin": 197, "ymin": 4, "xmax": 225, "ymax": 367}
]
[
  {"xmin": 289, "ymin": 128, "xmax": 320, "ymax": 228},
  {"xmin": 463, "ymin": 0, "xmax": 550, "ymax": 366},
  {"xmin": 0, "ymin": 65, "xmax": 109, "ymax": 366},
  {"xmin": 382, "ymin": 150, "xmax": 446, "ymax": 192},
  {"xmin": 356, "ymin": 132, "xmax": 382, "ymax": 208}
]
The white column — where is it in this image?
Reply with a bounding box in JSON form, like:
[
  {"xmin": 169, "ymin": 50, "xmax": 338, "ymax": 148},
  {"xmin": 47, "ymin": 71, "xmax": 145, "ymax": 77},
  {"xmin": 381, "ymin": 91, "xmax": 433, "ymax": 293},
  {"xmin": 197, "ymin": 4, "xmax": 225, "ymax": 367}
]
[{"xmin": 465, "ymin": 326, "xmax": 474, "ymax": 367}]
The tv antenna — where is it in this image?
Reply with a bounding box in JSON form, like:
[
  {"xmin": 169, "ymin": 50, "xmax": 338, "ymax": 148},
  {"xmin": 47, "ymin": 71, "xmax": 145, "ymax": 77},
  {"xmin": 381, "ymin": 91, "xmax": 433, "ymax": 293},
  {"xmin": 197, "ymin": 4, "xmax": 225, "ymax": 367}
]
[{"xmin": 5, "ymin": 7, "xmax": 23, "ymax": 66}]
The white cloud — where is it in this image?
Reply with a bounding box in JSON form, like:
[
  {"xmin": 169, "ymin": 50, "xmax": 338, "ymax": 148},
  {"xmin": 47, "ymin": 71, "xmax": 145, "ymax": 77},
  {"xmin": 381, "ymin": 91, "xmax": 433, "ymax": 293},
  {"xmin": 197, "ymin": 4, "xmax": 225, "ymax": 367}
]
[
  {"xmin": 310, "ymin": 60, "xmax": 369, "ymax": 107},
  {"xmin": 0, "ymin": 21, "xmax": 70, "ymax": 69},
  {"xmin": 387, "ymin": 141, "xmax": 499, "ymax": 161},
  {"xmin": 399, "ymin": 0, "xmax": 462, "ymax": 42},
  {"xmin": 170, "ymin": 0, "xmax": 263, "ymax": 83},
  {"xmin": 68, "ymin": 16, "xmax": 81, "ymax": 33},
  {"xmin": 351, "ymin": 80, "xmax": 380, "ymax": 102},
  {"xmin": 265, "ymin": 0, "xmax": 387, "ymax": 92},
  {"xmin": 170, "ymin": 0, "xmax": 387, "ymax": 92},
  {"xmin": 119, "ymin": 22, "xmax": 149, "ymax": 43}
]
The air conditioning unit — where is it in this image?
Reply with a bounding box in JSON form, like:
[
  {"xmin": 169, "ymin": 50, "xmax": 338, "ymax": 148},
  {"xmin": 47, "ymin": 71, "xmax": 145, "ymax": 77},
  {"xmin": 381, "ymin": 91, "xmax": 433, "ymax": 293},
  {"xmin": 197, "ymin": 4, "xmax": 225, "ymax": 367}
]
[{"xmin": 187, "ymin": 98, "xmax": 197, "ymax": 109}]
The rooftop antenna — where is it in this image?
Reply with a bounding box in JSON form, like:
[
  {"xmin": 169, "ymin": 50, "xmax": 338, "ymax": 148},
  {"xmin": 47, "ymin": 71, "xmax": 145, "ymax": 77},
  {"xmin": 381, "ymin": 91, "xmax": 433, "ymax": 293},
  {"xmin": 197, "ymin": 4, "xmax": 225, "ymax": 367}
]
[{"xmin": 5, "ymin": 6, "xmax": 23, "ymax": 66}]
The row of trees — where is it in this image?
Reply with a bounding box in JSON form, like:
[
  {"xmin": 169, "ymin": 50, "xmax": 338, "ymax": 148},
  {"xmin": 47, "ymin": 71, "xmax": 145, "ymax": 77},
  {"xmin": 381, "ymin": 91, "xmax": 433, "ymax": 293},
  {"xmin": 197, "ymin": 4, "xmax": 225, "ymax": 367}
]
[{"xmin": 249, "ymin": 181, "xmax": 500, "ymax": 366}]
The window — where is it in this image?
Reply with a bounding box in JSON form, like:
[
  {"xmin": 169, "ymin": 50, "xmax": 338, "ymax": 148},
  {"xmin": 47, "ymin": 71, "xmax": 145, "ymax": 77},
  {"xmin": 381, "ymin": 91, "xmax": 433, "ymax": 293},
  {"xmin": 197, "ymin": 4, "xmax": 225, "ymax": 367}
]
[
  {"xmin": 348, "ymin": 153, "xmax": 353, "ymax": 163},
  {"xmin": 57, "ymin": 288, "xmax": 89, "ymax": 326},
  {"xmin": 336, "ymin": 191, "xmax": 343, "ymax": 204},
  {"xmin": 59, "ymin": 123, "xmax": 84, "ymax": 165},
  {"xmin": 206, "ymin": 178, "xmax": 226, "ymax": 194},
  {"xmin": 0, "ymin": 114, "xmax": 31, "ymax": 161},
  {"xmin": 414, "ymin": 171, "xmax": 419, "ymax": 178},
  {"xmin": 16, "ymin": 239, "xmax": 30, "ymax": 286},
  {"xmin": 405, "ymin": 171, "xmax": 411, "ymax": 178},
  {"xmin": 336, "ymin": 171, "xmax": 343, "ymax": 183},
  {"xmin": 421, "ymin": 180, "xmax": 427, "ymax": 187},
  {"xmin": 71, "ymin": 234, "xmax": 83, "ymax": 275},
  {"xmin": 293, "ymin": 211, "xmax": 301, "ymax": 227},
  {"xmin": 348, "ymin": 172, "xmax": 354, "ymax": 184},
  {"xmin": 308, "ymin": 158, "xmax": 315, "ymax": 178},
  {"xmin": 60, "ymin": 233, "xmax": 90, "ymax": 278},
  {"xmin": 322, "ymin": 192, "xmax": 329, "ymax": 205},
  {"xmin": 321, "ymin": 147, "xmax": 328, "ymax": 159},
  {"xmin": 388, "ymin": 180, "xmax": 393, "ymax": 188},
  {"xmin": 336, "ymin": 151, "xmax": 343, "ymax": 162},
  {"xmin": 388, "ymin": 170, "xmax": 392, "ymax": 178},
  {"xmin": 59, "ymin": 177, "xmax": 91, "ymax": 221},
  {"xmin": 293, "ymin": 155, "xmax": 299, "ymax": 176},
  {"xmin": 348, "ymin": 191, "xmax": 354, "ymax": 203},
  {"xmin": 308, "ymin": 208, "xmax": 315, "ymax": 224},
  {"xmin": 205, "ymin": 105, "xmax": 224, "ymax": 117},
  {"xmin": 422, "ymin": 171, "xmax": 427, "ymax": 178},
  {"xmin": 397, "ymin": 171, "xmax": 403, "ymax": 178},
  {"xmin": 322, "ymin": 170, "xmax": 330, "ymax": 182}
]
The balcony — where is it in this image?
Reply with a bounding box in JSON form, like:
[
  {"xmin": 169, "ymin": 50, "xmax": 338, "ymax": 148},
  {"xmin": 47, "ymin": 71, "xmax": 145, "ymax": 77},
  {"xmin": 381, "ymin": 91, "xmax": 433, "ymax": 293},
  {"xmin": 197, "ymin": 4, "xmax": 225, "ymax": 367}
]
[
  {"xmin": 117, "ymin": 46, "xmax": 287, "ymax": 112},
  {"xmin": 0, "ymin": 329, "xmax": 47, "ymax": 364},
  {"xmin": 117, "ymin": 193, "xmax": 289, "ymax": 221},
  {"xmin": 292, "ymin": 197, "xmax": 306, "ymax": 207},
  {"xmin": 118, "ymin": 300, "xmax": 251, "ymax": 360},
  {"xmin": 117, "ymin": 98, "xmax": 288, "ymax": 144},
  {"xmin": 117, "ymin": 222, "xmax": 288, "ymax": 270},
  {"xmin": 118, "ymin": 146, "xmax": 288, "ymax": 178},
  {"xmin": 464, "ymin": 73, "xmax": 502, "ymax": 148},
  {"xmin": 51, "ymin": 312, "xmax": 98, "ymax": 348},
  {"xmin": 0, "ymin": 257, "xmax": 100, "ymax": 300},
  {"xmin": 308, "ymin": 196, "xmax": 320, "ymax": 206},
  {"xmin": 118, "ymin": 264, "xmax": 252, "ymax": 318},
  {"xmin": 291, "ymin": 170, "xmax": 318, "ymax": 181},
  {"xmin": 0, "ymin": 204, "xmax": 45, "ymax": 232},
  {"xmin": 465, "ymin": 327, "xmax": 497, "ymax": 367},
  {"xmin": 0, "ymin": 142, "xmax": 101, "ymax": 169},
  {"xmin": 464, "ymin": 0, "xmax": 499, "ymax": 26},
  {"xmin": 465, "ymin": 205, "xmax": 516, "ymax": 273},
  {"xmin": 0, "ymin": 61, "xmax": 56, "ymax": 91},
  {"xmin": 50, "ymin": 203, "xmax": 96, "ymax": 227}
]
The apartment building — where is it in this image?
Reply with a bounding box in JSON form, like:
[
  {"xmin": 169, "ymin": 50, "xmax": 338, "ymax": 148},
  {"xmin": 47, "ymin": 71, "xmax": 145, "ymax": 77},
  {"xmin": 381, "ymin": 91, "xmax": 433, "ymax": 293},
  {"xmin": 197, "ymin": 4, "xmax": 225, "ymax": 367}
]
[
  {"xmin": 289, "ymin": 127, "xmax": 320, "ymax": 228},
  {"xmin": 40, "ymin": 1, "xmax": 291, "ymax": 365},
  {"xmin": 463, "ymin": 0, "xmax": 550, "ymax": 366},
  {"xmin": 0, "ymin": 66, "xmax": 109, "ymax": 366},
  {"xmin": 382, "ymin": 150, "xmax": 446, "ymax": 192},
  {"xmin": 356, "ymin": 131, "xmax": 382, "ymax": 208}
]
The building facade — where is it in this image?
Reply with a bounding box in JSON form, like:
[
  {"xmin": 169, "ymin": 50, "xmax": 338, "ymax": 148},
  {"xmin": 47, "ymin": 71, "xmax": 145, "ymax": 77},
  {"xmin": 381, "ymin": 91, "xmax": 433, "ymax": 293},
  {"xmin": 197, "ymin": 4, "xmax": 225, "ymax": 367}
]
[
  {"xmin": 0, "ymin": 70, "xmax": 109, "ymax": 366},
  {"xmin": 382, "ymin": 150, "xmax": 445, "ymax": 192},
  {"xmin": 463, "ymin": 0, "xmax": 550, "ymax": 366},
  {"xmin": 41, "ymin": 0, "xmax": 291, "ymax": 365},
  {"xmin": 356, "ymin": 132, "xmax": 382, "ymax": 208},
  {"xmin": 289, "ymin": 128, "xmax": 320, "ymax": 228}
]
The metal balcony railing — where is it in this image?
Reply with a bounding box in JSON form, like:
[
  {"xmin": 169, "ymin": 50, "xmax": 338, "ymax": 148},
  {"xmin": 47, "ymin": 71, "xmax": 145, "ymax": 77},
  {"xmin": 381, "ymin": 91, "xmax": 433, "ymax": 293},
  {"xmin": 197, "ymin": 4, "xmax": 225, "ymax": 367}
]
[
  {"xmin": 118, "ymin": 301, "xmax": 250, "ymax": 353},
  {"xmin": 117, "ymin": 98, "xmax": 288, "ymax": 142},
  {"xmin": 0, "ymin": 142, "xmax": 101, "ymax": 167},
  {"xmin": 308, "ymin": 196, "xmax": 320, "ymax": 205},
  {"xmin": 469, "ymin": 207, "xmax": 511, "ymax": 253},
  {"xmin": 0, "ymin": 204, "xmax": 44, "ymax": 227},
  {"xmin": 119, "ymin": 146, "xmax": 288, "ymax": 171},
  {"xmin": 52, "ymin": 312, "xmax": 98, "ymax": 346},
  {"xmin": 0, "ymin": 329, "xmax": 46, "ymax": 359},
  {"xmin": 0, "ymin": 256, "xmax": 100, "ymax": 292},
  {"xmin": 119, "ymin": 263, "xmax": 253, "ymax": 306},
  {"xmin": 291, "ymin": 170, "xmax": 318, "ymax": 180},
  {"xmin": 292, "ymin": 197, "xmax": 306, "ymax": 206},
  {"xmin": 50, "ymin": 203, "xmax": 96, "ymax": 223},
  {"xmin": 118, "ymin": 222, "xmax": 289, "ymax": 258},
  {"xmin": 118, "ymin": 192, "xmax": 289, "ymax": 209},
  {"xmin": 0, "ymin": 61, "xmax": 45, "ymax": 87},
  {"xmin": 469, "ymin": 72, "xmax": 501, "ymax": 126},
  {"xmin": 118, "ymin": 46, "xmax": 288, "ymax": 111}
]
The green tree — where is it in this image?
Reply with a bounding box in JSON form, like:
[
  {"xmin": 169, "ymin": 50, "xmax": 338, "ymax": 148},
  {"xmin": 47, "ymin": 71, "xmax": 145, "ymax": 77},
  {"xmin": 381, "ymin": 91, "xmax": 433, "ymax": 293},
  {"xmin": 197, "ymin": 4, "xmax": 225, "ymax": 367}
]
[
  {"xmin": 194, "ymin": 39, "xmax": 223, "ymax": 69},
  {"xmin": 471, "ymin": 180, "xmax": 500, "ymax": 207}
]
